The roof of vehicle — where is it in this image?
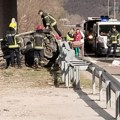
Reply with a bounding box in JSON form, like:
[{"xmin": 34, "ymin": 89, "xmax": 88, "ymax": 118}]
[
  {"xmin": 96, "ymin": 19, "xmax": 120, "ymax": 25},
  {"xmin": 87, "ymin": 17, "xmax": 101, "ymax": 21}
]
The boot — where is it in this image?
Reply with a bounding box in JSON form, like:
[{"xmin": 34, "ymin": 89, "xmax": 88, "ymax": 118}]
[
  {"xmin": 34, "ymin": 58, "xmax": 39, "ymax": 68},
  {"xmin": 40, "ymin": 60, "xmax": 45, "ymax": 67}
]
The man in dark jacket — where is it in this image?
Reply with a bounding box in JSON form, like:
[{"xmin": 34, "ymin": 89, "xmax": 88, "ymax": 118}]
[
  {"xmin": 1, "ymin": 38, "xmax": 10, "ymax": 69},
  {"xmin": 38, "ymin": 10, "xmax": 62, "ymax": 37}
]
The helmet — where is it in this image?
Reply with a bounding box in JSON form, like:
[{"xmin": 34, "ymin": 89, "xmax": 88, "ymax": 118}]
[
  {"xmin": 36, "ymin": 25, "xmax": 43, "ymax": 30},
  {"xmin": 9, "ymin": 22, "xmax": 15, "ymax": 29}
]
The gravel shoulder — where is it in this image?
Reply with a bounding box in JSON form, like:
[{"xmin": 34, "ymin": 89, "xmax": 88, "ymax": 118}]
[{"xmin": 0, "ymin": 67, "xmax": 115, "ymax": 120}]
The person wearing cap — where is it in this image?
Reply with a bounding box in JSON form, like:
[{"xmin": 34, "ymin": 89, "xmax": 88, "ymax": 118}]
[
  {"xmin": 106, "ymin": 26, "xmax": 119, "ymax": 58},
  {"xmin": 33, "ymin": 25, "xmax": 47, "ymax": 68},
  {"xmin": 38, "ymin": 10, "xmax": 62, "ymax": 37},
  {"xmin": 5, "ymin": 23, "xmax": 21, "ymax": 68}
]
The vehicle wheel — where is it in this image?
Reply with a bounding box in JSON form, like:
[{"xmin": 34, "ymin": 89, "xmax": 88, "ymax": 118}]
[
  {"xmin": 44, "ymin": 46, "xmax": 53, "ymax": 59},
  {"xmin": 95, "ymin": 48, "xmax": 102, "ymax": 57}
]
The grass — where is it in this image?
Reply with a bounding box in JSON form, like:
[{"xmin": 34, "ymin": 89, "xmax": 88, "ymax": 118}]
[
  {"xmin": 2, "ymin": 70, "xmax": 14, "ymax": 77},
  {"xmin": 0, "ymin": 67, "xmax": 53, "ymax": 88},
  {"xmin": 0, "ymin": 67, "xmax": 99, "ymax": 89},
  {"xmin": 80, "ymin": 74, "xmax": 92, "ymax": 88},
  {"xmin": 80, "ymin": 73, "xmax": 99, "ymax": 89}
]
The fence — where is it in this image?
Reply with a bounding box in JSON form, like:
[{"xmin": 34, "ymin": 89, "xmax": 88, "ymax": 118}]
[{"xmin": 57, "ymin": 40, "xmax": 120, "ymax": 120}]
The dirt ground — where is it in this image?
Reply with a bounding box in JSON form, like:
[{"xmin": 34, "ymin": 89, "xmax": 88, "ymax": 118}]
[{"xmin": 0, "ymin": 65, "xmax": 115, "ymax": 120}]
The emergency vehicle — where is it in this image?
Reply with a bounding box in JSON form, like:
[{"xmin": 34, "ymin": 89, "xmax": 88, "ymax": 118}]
[
  {"xmin": 84, "ymin": 17, "xmax": 101, "ymax": 52},
  {"xmin": 93, "ymin": 18, "xmax": 120, "ymax": 56}
]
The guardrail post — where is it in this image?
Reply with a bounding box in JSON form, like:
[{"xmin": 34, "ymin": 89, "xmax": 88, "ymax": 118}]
[
  {"xmin": 115, "ymin": 91, "xmax": 120, "ymax": 119},
  {"xmin": 75, "ymin": 66, "xmax": 80, "ymax": 89},
  {"xmin": 78, "ymin": 66, "xmax": 81, "ymax": 88},
  {"xmin": 68, "ymin": 66, "xmax": 73, "ymax": 87},
  {"xmin": 92, "ymin": 67, "xmax": 96, "ymax": 94},
  {"xmin": 65, "ymin": 62, "xmax": 69, "ymax": 88},
  {"xmin": 61, "ymin": 61, "xmax": 65, "ymax": 82},
  {"xmin": 68, "ymin": 66, "xmax": 71, "ymax": 87},
  {"xmin": 99, "ymin": 71, "xmax": 103, "ymax": 101},
  {"xmin": 70, "ymin": 66, "xmax": 74, "ymax": 82},
  {"xmin": 119, "ymin": 93, "xmax": 120, "ymax": 119},
  {"xmin": 106, "ymin": 80, "xmax": 111, "ymax": 108},
  {"xmin": 73, "ymin": 66, "xmax": 76, "ymax": 88}
]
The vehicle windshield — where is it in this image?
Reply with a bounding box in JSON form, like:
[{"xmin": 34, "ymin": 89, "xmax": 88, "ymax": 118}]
[{"xmin": 99, "ymin": 25, "xmax": 120, "ymax": 36}]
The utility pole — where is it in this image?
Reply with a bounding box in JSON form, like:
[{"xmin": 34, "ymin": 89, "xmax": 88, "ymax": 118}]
[
  {"xmin": 114, "ymin": 0, "xmax": 116, "ymax": 19},
  {"xmin": 108, "ymin": 0, "xmax": 109, "ymax": 16}
]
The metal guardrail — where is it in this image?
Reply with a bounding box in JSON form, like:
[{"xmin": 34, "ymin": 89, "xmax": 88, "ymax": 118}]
[
  {"xmin": 86, "ymin": 60, "xmax": 120, "ymax": 119},
  {"xmin": 58, "ymin": 40, "xmax": 120, "ymax": 119}
]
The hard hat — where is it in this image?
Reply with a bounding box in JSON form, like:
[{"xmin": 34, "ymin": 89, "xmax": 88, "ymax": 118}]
[
  {"xmin": 36, "ymin": 25, "xmax": 43, "ymax": 30},
  {"xmin": 9, "ymin": 22, "xmax": 15, "ymax": 28}
]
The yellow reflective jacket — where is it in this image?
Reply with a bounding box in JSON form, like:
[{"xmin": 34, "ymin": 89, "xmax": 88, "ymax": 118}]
[
  {"xmin": 108, "ymin": 31, "xmax": 119, "ymax": 44},
  {"xmin": 66, "ymin": 31, "xmax": 74, "ymax": 41},
  {"xmin": 6, "ymin": 29, "xmax": 19, "ymax": 48},
  {"xmin": 33, "ymin": 31, "xmax": 47, "ymax": 50}
]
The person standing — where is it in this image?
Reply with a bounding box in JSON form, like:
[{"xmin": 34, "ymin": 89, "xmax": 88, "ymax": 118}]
[
  {"xmin": 106, "ymin": 26, "xmax": 119, "ymax": 58},
  {"xmin": 72, "ymin": 28, "xmax": 84, "ymax": 57},
  {"xmin": 66, "ymin": 28, "xmax": 75, "ymax": 48},
  {"xmin": 33, "ymin": 25, "xmax": 47, "ymax": 68},
  {"xmin": 66, "ymin": 28, "xmax": 75, "ymax": 41},
  {"xmin": 38, "ymin": 10, "xmax": 62, "ymax": 37},
  {"xmin": 1, "ymin": 38, "xmax": 10, "ymax": 69},
  {"xmin": 6, "ymin": 23, "xmax": 21, "ymax": 68}
]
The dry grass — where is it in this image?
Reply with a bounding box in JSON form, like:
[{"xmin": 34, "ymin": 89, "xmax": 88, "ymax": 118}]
[
  {"xmin": 80, "ymin": 74, "xmax": 92, "ymax": 88},
  {"xmin": 17, "ymin": 0, "xmax": 64, "ymax": 33},
  {"xmin": 0, "ymin": 67, "xmax": 54, "ymax": 89},
  {"xmin": 80, "ymin": 71, "xmax": 99, "ymax": 89},
  {"xmin": 17, "ymin": 0, "xmax": 85, "ymax": 36}
]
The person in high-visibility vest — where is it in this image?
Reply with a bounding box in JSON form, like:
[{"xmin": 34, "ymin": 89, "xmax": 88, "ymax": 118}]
[
  {"xmin": 38, "ymin": 10, "xmax": 62, "ymax": 37},
  {"xmin": 6, "ymin": 23, "xmax": 21, "ymax": 68},
  {"xmin": 66, "ymin": 28, "xmax": 75, "ymax": 41},
  {"xmin": 33, "ymin": 25, "xmax": 47, "ymax": 68},
  {"xmin": 106, "ymin": 26, "xmax": 119, "ymax": 58}
]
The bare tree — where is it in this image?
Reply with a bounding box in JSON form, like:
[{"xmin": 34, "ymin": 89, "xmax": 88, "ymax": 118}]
[{"xmin": 17, "ymin": 0, "xmax": 64, "ymax": 33}]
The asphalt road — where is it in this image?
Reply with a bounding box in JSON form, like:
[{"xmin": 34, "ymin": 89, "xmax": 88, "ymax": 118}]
[{"xmin": 85, "ymin": 53, "xmax": 120, "ymax": 82}]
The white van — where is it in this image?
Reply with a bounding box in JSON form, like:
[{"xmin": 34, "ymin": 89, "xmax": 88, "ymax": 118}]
[{"xmin": 93, "ymin": 19, "xmax": 120, "ymax": 56}]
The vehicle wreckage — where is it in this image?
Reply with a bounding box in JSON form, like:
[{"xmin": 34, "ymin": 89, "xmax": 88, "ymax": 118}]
[{"xmin": 1, "ymin": 29, "xmax": 60, "ymax": 67}]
